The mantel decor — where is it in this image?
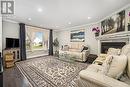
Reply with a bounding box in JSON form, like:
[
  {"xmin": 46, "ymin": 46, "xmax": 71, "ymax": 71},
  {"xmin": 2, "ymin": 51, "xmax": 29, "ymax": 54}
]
[
  {"xmin": 92, "ymin": 27, "xmax": 100, "ymax": 37},
  {"xmin": 101, "ymin": 10, "xmax": 125, "ymax": 35},
  {"xmin": 95, "ymin": 31, "xmax": 130, "ymax": 40}
]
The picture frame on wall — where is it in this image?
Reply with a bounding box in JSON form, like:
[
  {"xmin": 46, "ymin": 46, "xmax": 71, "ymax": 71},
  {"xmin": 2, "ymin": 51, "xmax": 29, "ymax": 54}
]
[
  {"xmin": 101, "ymin": 10, "xmax": 125, "ymax": 35},
  {"xmin": 70, "ymin": 29, "xmax": 85, "ymax": 42}
]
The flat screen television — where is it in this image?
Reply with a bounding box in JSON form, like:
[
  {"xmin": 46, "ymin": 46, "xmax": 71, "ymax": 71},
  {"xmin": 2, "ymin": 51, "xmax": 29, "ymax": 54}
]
[{"xmin": 6, "ymin": 38, "xmax": 19, "ymax": 48}]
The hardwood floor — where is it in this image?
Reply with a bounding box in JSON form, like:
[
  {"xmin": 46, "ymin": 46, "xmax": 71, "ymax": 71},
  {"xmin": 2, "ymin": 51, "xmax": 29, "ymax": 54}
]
[{"xmin": 3, "ymin": 66, "xmax": 31, "ymax": 87}]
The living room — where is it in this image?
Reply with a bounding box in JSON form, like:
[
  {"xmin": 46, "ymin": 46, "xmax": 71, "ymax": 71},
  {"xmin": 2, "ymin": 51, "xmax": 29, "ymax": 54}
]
[{"xmin": 0, "ymin": 0, "xmax": 130, "ymax": 87}]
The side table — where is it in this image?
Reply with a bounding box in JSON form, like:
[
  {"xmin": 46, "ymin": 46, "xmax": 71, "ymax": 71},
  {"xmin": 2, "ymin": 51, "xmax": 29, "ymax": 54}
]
[{"xmin": 86, "ymin": 54, "xmax": 98, "ymax": 64}]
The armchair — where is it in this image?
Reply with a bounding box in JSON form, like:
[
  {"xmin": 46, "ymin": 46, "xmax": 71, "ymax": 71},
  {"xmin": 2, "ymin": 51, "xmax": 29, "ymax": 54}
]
[{"xmin": 77, "ymin": 44, "xmax": 130, "ymax": 87}]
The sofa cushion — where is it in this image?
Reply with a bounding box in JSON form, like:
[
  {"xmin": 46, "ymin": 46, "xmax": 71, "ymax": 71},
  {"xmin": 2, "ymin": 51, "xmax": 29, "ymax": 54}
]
[
  {"xmin": 107, "ymin": 48, "xmax": 121, "ymax": 55},
  {"xmin": 86, "ymin": 64, "xmax": 103, "ymax": 73},
  {"xmin": 107, "ymin": 55, "xmax": 127, "ymax": 79},
  {"xmin": 69, "ymin": 42, "xmax": 85, "ymax": 49},
  {"xmin": 63, "ymin": 45, "xmax": 69, "ymax": 51},
  {"xmin": 69, "ymin": 48, "xmax": 81, "ymax": 52},
  {"xmin": 121, "ymin": 44, "xmax": 130, "ymax": 78}
]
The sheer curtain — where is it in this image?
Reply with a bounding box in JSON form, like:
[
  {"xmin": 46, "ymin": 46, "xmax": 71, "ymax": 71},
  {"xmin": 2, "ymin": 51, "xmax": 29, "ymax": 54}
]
[{"xmin": 25, "ymin": 25, "xmax": 49, "ymax": 58}]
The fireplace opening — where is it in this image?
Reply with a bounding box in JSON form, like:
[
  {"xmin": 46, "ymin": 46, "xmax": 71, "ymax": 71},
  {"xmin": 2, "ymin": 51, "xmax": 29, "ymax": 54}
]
[{"xmin": 101, "ymin": 42, "xmax": 126, "ymax": 53}]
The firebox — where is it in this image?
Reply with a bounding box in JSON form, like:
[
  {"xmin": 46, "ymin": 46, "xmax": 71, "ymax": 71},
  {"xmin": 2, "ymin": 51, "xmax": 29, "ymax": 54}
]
[{"xmin": 101, "ymin": 42, "xmax": 126, "ymax": 53}]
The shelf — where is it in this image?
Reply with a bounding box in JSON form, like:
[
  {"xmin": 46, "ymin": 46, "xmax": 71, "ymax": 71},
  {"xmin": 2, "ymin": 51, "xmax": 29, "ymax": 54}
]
[{"xmin": 5, "ymin": 60, "xmax": 14, "ymax": 62}]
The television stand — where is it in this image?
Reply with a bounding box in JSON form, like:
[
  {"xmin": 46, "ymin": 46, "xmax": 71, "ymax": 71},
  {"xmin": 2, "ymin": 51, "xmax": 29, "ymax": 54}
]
[{"xmin": 3, "ymin": 48, "xmax": 20, "ymax": 62}]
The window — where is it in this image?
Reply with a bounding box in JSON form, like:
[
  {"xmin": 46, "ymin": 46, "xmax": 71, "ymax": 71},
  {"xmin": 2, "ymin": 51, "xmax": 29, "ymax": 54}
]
[
  {"xmin": 26, "ymin": 26, "xmax": 49, "ymax": 58},
  {"xmin": 32, "ymin": 32, "xmax": 43, "ymax": 50}
]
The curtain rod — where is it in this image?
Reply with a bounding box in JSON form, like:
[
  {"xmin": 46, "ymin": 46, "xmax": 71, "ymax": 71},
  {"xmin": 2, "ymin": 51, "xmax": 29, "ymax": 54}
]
[{"xmin": 25, "ymin": 24, "xmax": 52, "ymax": 30}]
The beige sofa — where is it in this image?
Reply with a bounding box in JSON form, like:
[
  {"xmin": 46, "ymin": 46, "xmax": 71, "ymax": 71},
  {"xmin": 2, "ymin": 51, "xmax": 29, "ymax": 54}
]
[
  {"xmin": 59, "ymin": 43, "xmax": 89, "ymax": 62},
  {"xmin": 77, "ymin": 44, "xmax": 130, "ymax": 87}
]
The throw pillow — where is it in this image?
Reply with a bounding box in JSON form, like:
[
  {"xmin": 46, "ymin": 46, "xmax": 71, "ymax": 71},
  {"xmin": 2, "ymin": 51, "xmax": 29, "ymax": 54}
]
[
  {"xmin": 121, "ymin": 44, "xmax": 130, "ymax": 55},
  {"xmin": 63, "ymin": 45, "xmax": 69, "ymax": 51},
  {"xmin": 107, "ymin": 48, "xmax": 121, "ymax": 55},
  {"xmin": 81, "ymin": 46, "xmax": 88, "ymax": 52},
  {"xmin": 107, "ymin": 55, "xmax": 127, "ymax": 79},
  {"xmin": 101, "ymin": 55, "xmax": 113, "ymax": 74}
]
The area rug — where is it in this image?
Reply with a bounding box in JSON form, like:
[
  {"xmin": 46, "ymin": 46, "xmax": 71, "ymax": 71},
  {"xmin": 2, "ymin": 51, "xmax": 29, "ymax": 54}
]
[{"xmin": 16, "ymin": 56, "xmax": 88, "ymax": 87}]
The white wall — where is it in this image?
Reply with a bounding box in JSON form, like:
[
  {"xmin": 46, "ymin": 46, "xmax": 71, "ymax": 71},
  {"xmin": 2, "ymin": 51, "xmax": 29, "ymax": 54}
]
[
  {"xmin": 55, "ymin": 6, "xmax": 130, "ymax": 55},
  {"xmin": 56, "ymin": 23, "xmax": 100, "ymax": 55},
  {"xmin": 85, "ymin": 24, "xmax": 100, "ymax": 54},
  {"xmin": 2, "ymin": 21, "xmax": 19, "ymax": 49}
]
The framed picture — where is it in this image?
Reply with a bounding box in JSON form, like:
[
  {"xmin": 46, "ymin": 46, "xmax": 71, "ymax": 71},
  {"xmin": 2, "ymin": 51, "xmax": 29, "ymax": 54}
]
[
  {"xmin": 101, "ymin": 10, "xmax": 125, "ymax": 35},
  {"xmin": 70, "ymin": 29, "xmax": 85, "ymax": 42}
]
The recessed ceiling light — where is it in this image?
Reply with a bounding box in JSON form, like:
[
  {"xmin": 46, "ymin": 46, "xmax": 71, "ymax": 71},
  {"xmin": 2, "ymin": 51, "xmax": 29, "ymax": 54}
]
[
  {"xmin": 68, "ymin": 22, "xmax": 71, "ymax": 24},
  {"xmin": 38, "ymin": 8, "xmax": 43, "ymax": 12},
  {"xmin": 28, "ymin": 18, "xmax": 31, "ymax": 21},
  {"xmin": 56, "ymin": 26, "xmax": 59, "ymax": 28},
  {"xmin": 40, "ymin": 25, "xmax": 43, "ymax": 27},
  {"xmin": 88, "ymin": 17, "xmax": 91, "ymax": 19}
]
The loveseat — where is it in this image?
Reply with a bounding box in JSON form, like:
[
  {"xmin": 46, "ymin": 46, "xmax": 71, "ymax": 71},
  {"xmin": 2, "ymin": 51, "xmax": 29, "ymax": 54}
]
[
  {"xmin": 59, "ymin": 43, "xmax": 89, "ymax": 62},
  {"xmin": 77, "ymin": 44, "xmax": 130, "ymax": 87}
]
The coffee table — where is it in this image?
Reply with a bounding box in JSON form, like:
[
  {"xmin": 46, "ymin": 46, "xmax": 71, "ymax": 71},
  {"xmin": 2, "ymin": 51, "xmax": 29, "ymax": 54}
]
[{"xmin": 58, "ymin": 52, "xmax": 75, "ymax": 63}]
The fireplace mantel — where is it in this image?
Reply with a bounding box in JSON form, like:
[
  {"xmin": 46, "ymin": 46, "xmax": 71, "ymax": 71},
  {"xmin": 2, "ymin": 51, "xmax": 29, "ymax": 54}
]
[
  {"xmin": 96, "ymin": 31, "xmax": 130, "ymax": 40},
  {"xmin": 96, "ymin": 31, "xmax": 130, "ymax": 55}
]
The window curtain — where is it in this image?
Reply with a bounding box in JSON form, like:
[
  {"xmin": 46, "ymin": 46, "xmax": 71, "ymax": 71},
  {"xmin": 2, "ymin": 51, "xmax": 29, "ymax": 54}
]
[
  {"xmin": 19, "ymin": 23, "xmax": 26, "ymax": 60},
  {"xmin": 49, "ymin": 29, "xmax": 53, "ymax": 55},
  {"xmin": 26, "ymin": 28, "xmax": 36, "ymax": 51}
]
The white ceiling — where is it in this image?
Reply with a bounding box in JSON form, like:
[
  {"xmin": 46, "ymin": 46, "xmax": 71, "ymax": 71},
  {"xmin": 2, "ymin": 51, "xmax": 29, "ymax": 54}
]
[{"xmin": 3, "ymin": 0, "xmax": 130, "ymax": 30}]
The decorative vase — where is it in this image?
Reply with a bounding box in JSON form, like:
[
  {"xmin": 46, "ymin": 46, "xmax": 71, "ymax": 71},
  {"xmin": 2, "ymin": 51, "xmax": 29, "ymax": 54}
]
[{"xmin": 95, "ymin": 32, "xmax": 99, "ymax": 37}]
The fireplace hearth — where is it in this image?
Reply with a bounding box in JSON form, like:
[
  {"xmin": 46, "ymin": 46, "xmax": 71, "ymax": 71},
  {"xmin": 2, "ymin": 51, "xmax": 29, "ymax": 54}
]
[{"xmin": 101, "ymin": 42, "xmax": 126, "ymax": 53}]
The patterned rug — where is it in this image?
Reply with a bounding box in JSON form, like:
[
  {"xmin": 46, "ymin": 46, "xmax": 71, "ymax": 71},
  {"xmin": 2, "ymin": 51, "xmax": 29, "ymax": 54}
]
[{"xmin": 16, "ymin": 56, "xmax": 88, "ymax": 87}]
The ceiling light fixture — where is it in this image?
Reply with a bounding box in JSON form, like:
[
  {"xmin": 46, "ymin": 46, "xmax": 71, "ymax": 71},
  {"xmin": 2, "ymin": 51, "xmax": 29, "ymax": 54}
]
[
  {"xmin": 68, "ymin": 22, "xmax": 71, "ymax": 24},
  {"xmin": 38, "ymin": 8, "xmax": 43, "ymax": 12},
  {"xmin": 88, "ymin": 17, "xmax": 91, "ymax": 19},
  {"xmin": 40, "ymin": 25, "xmax": 43, "ymax": 27},
  {"xmin": 28, "ymin": 18, "xmax": 32, "ymax": 21},
  {"xmin": 56, "ymin": 26, "xmax": 59, "ymax": 28}
]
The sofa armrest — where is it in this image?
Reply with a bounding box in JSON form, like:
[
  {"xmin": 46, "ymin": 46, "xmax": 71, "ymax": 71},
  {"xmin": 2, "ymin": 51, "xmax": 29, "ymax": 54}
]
[
  {"xmin": 82, "ymin": 50, "xmax": 89, "ymax": 55},
  {"xmin": 81, "ymin": 50, "xmax": 89, "ymax": 62},
  {"xmin": 79, "ymin": 70, "xmax": 130, "ymax": 87}
]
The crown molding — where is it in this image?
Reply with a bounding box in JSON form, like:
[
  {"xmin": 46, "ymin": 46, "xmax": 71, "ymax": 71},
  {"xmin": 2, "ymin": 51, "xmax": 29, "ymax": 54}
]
[
  {"xmin": 2, "ymin": 19, "xmax": 18, "ymax": 24},
  {"xmin": 58, "ymin": 4, "xmax": 130, "ymax": 31}
]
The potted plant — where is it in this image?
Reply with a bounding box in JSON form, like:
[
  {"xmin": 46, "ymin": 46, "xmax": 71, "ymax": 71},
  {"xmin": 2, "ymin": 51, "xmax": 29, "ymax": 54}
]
[
  {"xmin": 92, "ymin": 27, "xmax": 100, "ymax": 37},
  {"xmin": 53, "ymin": 38, "xmax": 59, "ymax": 56}
]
